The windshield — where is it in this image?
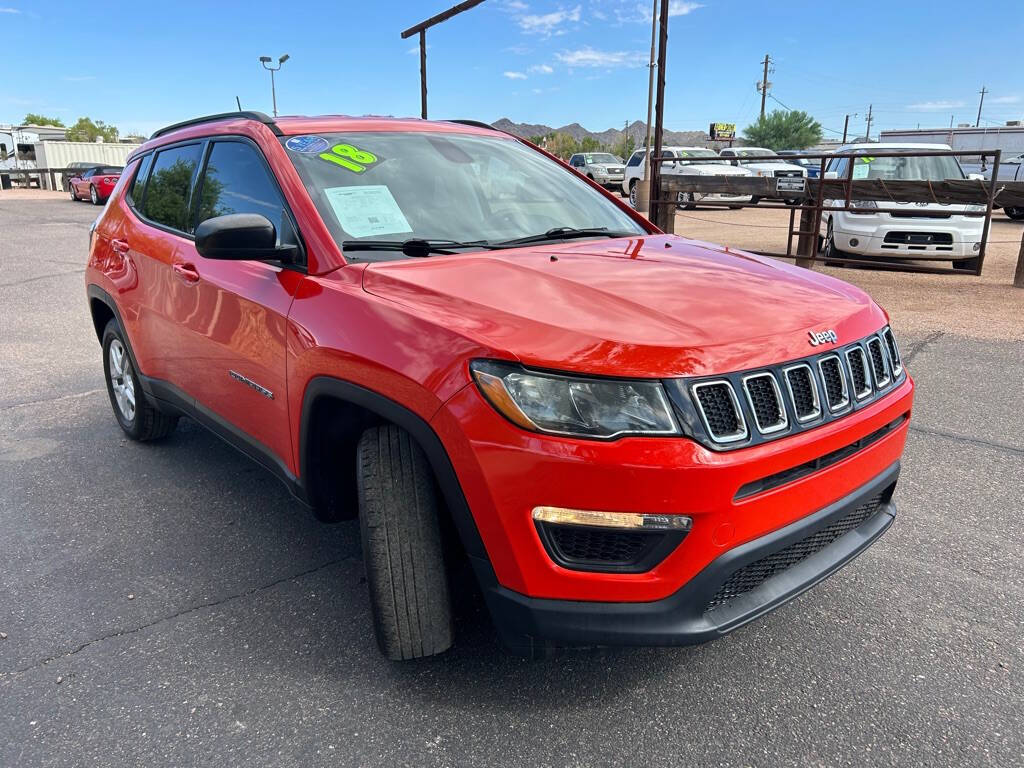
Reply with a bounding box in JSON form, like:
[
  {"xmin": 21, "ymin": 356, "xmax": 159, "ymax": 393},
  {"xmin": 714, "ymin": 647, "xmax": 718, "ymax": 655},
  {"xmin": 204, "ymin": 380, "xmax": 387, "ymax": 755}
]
[
  {"xmin": 283, "ymin": 131, "xmax": 644, "ymax": 252},
  {"xmin": 676, "ymin": 148, "xmax": 728, "ymax": 166},
  {"xmin": 851, "ymin": 152, "xmax": 965, "ymax": 181},
  {"xmin": 584, "ymin": 153, "xmax": 619, "ymax": 165},
  {"xmin": 732, "ymin": 148, "xmax": 776, "ymax": 165}
]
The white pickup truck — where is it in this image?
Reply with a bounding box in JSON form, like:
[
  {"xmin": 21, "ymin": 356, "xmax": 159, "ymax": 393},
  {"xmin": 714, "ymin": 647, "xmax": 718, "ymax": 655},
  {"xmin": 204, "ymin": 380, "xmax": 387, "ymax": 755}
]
[
  {"xmin": 717, "ymin": 147, "xmax": 808, "ymax": 204},
  {"xmin": 621, "ymin": 146, "xmax": 752, "ymax": 209}
]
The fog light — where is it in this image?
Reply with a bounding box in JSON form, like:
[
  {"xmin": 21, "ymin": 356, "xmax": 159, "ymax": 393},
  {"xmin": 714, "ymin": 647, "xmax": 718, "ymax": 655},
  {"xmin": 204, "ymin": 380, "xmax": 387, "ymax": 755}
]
[
  {"xmin": 532, "ymin": 506, "xmax": 692, "ymax": 531},
  {"xmin": 973, "ymin": 242, "xmax": 981, "ymax": 251},
  {"xmin": 849, "ymin": 238, "xmax": 859, "ymax": 247}
]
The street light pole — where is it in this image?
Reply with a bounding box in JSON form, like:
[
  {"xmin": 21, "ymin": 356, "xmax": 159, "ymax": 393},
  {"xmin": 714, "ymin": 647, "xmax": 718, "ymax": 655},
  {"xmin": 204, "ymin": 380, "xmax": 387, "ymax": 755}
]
[
  {"xmin": 636, "ymin": 0, "xmax": 658, "ymax": 215},
  {"xmin": 259, "ymin": 54, "xmax": 290, "ymax": 117}
]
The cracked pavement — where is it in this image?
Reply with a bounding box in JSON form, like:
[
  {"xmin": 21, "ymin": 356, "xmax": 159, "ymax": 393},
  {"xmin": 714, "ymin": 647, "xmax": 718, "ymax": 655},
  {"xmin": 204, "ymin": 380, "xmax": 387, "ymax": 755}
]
[{"xmin": 1, "ymin": 196, "xmax": 1022, "ymax": 767}]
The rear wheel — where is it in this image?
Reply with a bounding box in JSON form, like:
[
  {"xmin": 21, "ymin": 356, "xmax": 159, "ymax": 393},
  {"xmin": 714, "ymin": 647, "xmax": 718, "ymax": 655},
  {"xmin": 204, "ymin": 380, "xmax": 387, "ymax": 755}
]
[
  {"xmin": 676, "ymin": 191, "xmax": 696, "ymax": 210},
  {"xmin": 69, "ymin": 184, "xmax": 77, "ymax": 201},
  {"xmin": 1005, "ymin": 206, "xmax": 1024, "ymax": 221},
  {"xmin": 750, "ymin": 196, "xmax": 761, "ymax": 205},
  {"xmin": 90, "ymin": 185, "xmax": 100, "ymax": 205},
  {"xmin": 628, "ymin": 179, "xmax": 639, "ymax": 209},
  {"xmin": 356, "ymin": 424, "xmax": 454, "ymax": 660},
  {"xmin": 101, "ymin": 319, "xmax": 178, "ymax": 441}
]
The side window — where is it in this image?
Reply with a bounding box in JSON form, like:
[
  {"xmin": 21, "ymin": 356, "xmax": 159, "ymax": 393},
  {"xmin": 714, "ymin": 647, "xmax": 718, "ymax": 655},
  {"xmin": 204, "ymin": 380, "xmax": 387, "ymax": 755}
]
[
  {"xmin": 126, "ymin": 154, "xmax": 153, "ymax": 208},
  {"xmin": 827, "ymin": 157, "xmax": 848, "ymax": 176},
  {"xmin": 142, "ymin": 143, "xmax": 204, "ymax": 232},
  {"xmin": 569, "ymin": 155, "xmax": 581, "ymax": 167},
  {"xmin": 194, "ymin": 140, "xmax": 293, "ymax": 247},
  {"xmin": 626, "ymin": 151, "xmax": 643, "ymax": 167}
]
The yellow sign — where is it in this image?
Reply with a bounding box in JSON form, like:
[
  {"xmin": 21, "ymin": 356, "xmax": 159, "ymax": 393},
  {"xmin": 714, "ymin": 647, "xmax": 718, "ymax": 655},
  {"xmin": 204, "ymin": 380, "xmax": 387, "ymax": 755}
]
[{"xmin": 710, "ymin": 122, "xmax": 736, "ymax": 140}]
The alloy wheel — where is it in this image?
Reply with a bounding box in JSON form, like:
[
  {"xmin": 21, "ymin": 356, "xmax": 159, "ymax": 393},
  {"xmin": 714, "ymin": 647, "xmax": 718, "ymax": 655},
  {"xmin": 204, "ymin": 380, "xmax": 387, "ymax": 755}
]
[{"xmin": 108, "ymin": 339, "xmax": 136, "ymax": 422}]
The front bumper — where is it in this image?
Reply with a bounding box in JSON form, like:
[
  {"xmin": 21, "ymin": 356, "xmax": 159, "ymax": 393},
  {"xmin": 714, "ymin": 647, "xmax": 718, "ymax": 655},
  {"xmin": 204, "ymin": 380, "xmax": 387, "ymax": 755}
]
[
  {"xmin": 484, "ymin": 461, "xmax": 899, "ymax": 652},
  {"xmin": 831, "ymin": 214, "xmax": 983, "ymax": 259}
]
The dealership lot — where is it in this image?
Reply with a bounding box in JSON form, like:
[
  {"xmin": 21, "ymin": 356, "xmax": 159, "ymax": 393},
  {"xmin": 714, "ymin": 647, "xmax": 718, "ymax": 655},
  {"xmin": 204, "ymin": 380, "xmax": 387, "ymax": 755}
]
[{"xmin": 1, "ymin": 195, "xmax": 1022, "ymax": 767}]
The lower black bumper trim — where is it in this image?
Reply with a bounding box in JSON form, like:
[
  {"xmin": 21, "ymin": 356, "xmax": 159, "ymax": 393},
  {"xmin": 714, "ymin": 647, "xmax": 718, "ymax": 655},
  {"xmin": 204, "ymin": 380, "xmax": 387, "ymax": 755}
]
[{"xmin": 483, "ymin": 462, "xmax": 899, "ymax": 652}]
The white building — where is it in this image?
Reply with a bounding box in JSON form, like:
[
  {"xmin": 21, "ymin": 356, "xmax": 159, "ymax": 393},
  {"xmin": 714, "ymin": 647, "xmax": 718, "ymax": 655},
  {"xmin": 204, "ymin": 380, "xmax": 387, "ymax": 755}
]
[{"xmin": 879, "ymin": 123, "xmax": 1024, "ymax": 157}]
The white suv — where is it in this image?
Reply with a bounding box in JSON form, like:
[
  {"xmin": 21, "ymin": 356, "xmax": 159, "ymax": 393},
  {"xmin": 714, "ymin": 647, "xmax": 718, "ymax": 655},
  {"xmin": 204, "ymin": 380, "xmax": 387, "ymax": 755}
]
[
  {"xmin": 819, "ymin": 142, "xmax": 985, "ymax": 269},
  {"xmin": 567, "ymin": 152, "xmax": 625, "ymax": 190},
  {"xmin": 621, "ymin": 146, "xmax": 752, "ymax": 209},
  {"xmin": 717, "ymin": 147, "xmax": 808, "ymax": 204}
]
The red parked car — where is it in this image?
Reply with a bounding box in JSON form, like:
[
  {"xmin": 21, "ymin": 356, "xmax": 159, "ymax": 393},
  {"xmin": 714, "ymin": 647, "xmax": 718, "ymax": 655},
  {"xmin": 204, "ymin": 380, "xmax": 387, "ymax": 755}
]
[
  {"xmin": 69, "ymin": 165, "xmax": 122, "ymax": 204},
  {"xmin": 85, "ymin": 112, "xmax": 914, "ymax": 659}
]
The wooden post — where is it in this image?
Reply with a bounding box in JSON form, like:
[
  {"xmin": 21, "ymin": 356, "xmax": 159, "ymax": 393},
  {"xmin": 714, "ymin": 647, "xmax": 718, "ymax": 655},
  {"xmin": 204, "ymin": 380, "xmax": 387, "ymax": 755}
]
[
  {"xmin": 419, "ymin": 30, "xmax": 427, "ymax": 119},
  {"xmin": 795, "ymin": 207, "xmax": 816, "ymax": 270},
  {"xmin": 1014, "ymin": 232, "xmax": 1024, "ymax": 288}
]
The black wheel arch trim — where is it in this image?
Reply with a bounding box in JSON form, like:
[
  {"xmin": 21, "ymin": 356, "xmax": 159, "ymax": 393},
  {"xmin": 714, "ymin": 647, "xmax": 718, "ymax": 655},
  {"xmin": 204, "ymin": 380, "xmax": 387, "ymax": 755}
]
[{"xmin": 299, "ymin": 376, "xmax": 492, "ymax": 567}]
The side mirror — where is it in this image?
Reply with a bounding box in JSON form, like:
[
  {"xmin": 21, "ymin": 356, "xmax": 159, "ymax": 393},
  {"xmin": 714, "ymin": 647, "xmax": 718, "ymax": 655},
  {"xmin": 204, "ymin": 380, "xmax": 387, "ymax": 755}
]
[
  {"xmin": 967, "ymin": 173, "xmax": 985, "ymax": 181},
  {"xmin": 824, "ymin": 171, "xmax": 839, "ymax": 180},
  {"xmin": 195, "ymin": 213, "xmax": 296, "ymax": 262}
]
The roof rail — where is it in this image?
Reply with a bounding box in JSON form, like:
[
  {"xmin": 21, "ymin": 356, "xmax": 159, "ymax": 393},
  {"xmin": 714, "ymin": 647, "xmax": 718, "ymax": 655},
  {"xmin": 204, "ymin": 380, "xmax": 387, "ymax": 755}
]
[
  {"xmin": 445, "ymin": 119, "xmax": 495, "ymax": 131},
  {"xmin": 150, "ymin": 111, "xmax": 281, "ymax": 140}
]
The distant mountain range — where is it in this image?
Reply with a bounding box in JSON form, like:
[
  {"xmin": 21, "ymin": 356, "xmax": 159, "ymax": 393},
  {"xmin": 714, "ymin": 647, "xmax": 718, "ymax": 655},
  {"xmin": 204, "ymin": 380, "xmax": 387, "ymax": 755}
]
[{"xmin": 491, "ymin": 118, "xmax": 712, "ymax": 148}]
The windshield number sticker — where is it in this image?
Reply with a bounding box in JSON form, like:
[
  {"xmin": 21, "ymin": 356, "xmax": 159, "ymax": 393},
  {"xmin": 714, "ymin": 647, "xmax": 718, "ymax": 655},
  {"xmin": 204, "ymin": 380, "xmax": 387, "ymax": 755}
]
[{"xmin": 319, "ymin": 144, "xmax": 378, "ymax": 173}]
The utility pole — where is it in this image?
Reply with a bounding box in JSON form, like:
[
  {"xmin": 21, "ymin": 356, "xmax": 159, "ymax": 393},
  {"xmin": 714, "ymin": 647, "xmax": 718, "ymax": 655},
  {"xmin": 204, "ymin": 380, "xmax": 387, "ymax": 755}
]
[
  {"xmin": 637, "ymin": 0, "xmax": 659, "ymax": 215},
  {"xmin": 865, "ymin": 104, "xmax": 873, "ymax": 140},
  {"xmin": 650, "ymin": 0, "xmax": 669, "ymax": 230},
  {"xmin": 400, "ymin": 0, "xmax": 486, "ymax": 120},
  {"xmin": 758, "ymin": 54, "xmax": 772, "ymax": 119},
  {"xmin": 842, "ymin": 114, "xmax": 850, "ymax": 143},
  {"xmin": 976, "ymin": 86, "xmax": 988, "ymax": 127}
]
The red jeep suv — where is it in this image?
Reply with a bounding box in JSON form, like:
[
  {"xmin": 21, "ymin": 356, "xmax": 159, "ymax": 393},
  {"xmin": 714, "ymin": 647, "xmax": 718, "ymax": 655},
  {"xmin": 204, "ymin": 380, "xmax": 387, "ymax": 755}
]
[{"xmin": 85, "ymin": 112, "xmax": 914, "ymax": 659}]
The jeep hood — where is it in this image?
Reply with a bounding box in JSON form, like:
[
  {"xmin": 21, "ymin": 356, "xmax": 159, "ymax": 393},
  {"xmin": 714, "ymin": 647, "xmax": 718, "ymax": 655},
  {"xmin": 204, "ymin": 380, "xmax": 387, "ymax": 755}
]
[{"xmin": 361, "ymin": 235, "xmax": 885, "ymax": 378}]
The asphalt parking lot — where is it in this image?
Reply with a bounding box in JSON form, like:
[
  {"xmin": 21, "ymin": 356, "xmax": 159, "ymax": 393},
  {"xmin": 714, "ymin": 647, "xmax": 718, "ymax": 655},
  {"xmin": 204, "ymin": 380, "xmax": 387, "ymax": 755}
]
[{"xmin": 2, "ymin": 194, "xmax": 1022, "ymax": 767}]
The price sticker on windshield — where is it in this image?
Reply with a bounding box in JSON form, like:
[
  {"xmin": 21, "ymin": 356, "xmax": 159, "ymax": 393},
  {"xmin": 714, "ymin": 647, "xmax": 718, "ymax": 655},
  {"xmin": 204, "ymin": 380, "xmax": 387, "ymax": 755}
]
[{"xmin": 319, "ymin": 144, "xmax": 379, "ymax": 173}]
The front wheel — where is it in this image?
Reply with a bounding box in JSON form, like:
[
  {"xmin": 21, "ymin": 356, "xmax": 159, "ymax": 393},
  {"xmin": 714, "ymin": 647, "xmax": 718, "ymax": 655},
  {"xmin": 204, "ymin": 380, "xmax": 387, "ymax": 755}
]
[
  {"xmin": 628, "ymin": 179, "xmax": 639, "ymax": 209},
  {"xmin": 1005, "ymin": 206, "xmax": 1024, "ymax": 221},
  {"xmin": 953, "ymin": 256, "xmax": 981, "ymax": 271},
  {"xmin": 101, "ymin": 319, "xmax": 178, "ymax": 441},
  {"xmin": 750, "ymin": 196, "xmax": 761, "ymax": 205},
  {"xmin": 821, "ymin": 217, "xmax": 850, "ymax": 267},
  {"xmin": 69, "ymin": 184, "xmax": 77, "ymax": 201},
  {"xmin": 676, "ymin": 191, "xmax": 696, "ymax": 210},
  {"xmin": 357, "ymin": 425, "xmax": 453, "ymax": 660},
  {"xmin": 90, "ymin": 185, "xmax": 100, "ymax": 205}
]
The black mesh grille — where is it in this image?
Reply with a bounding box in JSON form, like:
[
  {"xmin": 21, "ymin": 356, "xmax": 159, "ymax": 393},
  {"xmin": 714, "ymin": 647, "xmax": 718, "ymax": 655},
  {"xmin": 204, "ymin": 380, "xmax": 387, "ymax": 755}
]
[
  {"xmin": 695, "ymin": 383, "xmax": 741, "ymax": 437},
  {"xmin": 706, "ymin": 494, "xmax": 884, "ymax": 610},
  {"xmin": 883, "ymin": 231, "xmax": 953, "ymax": 245},
  {"xmin": 547, "ymin": 525, "xmax": 651, "ymax": 564},
  {"xmin": 868, "ymin": 339, "xmax": 888, "ymax": 383},
  {"xmin": 819, "ymin": 357, "xmax": 846, "ymax": 409},
  {"xmin": 848, "ymin": 350, "xmax": 869, "ymax": 395},
  {"xmin": 786, "ymin": 367, "xmax": 818, "ymax": 419},
  {"xmin": 884, "ymin": 330, "xmax": 901, "ymax": 371},
  {"xmin": 745, "ymin": 375, "xmax": 784, "ymax": 430}
]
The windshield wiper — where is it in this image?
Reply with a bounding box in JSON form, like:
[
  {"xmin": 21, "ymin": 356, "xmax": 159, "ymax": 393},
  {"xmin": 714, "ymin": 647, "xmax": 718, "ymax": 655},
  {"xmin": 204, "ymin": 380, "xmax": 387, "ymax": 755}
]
[
  {"xmin": 495, "ymin": 227, "xmax": 635, "ymax": 246},
  {"xmin": 341, "ymin": 238, "xmax": 503, "ymax": 258}
]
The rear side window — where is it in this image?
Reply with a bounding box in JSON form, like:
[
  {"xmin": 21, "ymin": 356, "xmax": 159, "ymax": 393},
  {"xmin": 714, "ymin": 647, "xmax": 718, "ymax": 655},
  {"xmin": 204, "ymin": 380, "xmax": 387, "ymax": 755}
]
[
  {"xmin": 126, "ymin": 154, "xmax": 153, "ymax": 208},
  {"xmin": 194, "ymin": 141, "xmax": 292, "ymax": 244},
  {"xmin": 142, "ymin": 143, "xmax": 203, "ymax": 232}
]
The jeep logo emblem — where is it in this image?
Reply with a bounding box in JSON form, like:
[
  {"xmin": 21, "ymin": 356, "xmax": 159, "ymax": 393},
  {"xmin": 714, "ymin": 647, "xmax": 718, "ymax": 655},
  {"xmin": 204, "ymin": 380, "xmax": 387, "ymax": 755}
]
[{"xmin": 808, "ymin": 329, "xmax": 838, "ymax": 346}]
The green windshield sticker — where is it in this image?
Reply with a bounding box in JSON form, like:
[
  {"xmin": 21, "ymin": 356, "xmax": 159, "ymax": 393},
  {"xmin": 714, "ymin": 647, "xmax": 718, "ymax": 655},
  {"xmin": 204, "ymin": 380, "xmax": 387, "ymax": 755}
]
[
  {"xmin": 860, "ymin": 156, "xmax": 874, "ymax": 163},
  {"xmin": 319, "ymin": 144, "xmax": 378, "ymax": 173}
]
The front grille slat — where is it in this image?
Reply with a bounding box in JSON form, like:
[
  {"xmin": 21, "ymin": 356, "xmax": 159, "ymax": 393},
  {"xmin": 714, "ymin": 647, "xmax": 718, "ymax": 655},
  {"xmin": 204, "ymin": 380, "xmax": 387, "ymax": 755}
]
[
  {"xmin": 784, "ymin": 364, "xmax": 821, "ymax": 422},
  {"xmin": 742, "ymin": 373, "xmax": 787, "ymax": 434},
  {"xmin": 706, "ymin": 494, "xmax": 885, "ymax": 610},
  {"xmin": 692, "ymin": 381, "xmax": 747, "ymax": 443},
  {"xmin": 883, "ymin": 328, "xmax": 902, "ymax": 376},
  {"xmin": 867, "ymin": 337, "xmax": 891, "ymax": 388},
  {"xmin": 817, "ymin": 355, "xmax": 849, "ymax": 411},
  {"xmin": 845, "ymin": 346, "xmax": 872, "ymax": 399}
]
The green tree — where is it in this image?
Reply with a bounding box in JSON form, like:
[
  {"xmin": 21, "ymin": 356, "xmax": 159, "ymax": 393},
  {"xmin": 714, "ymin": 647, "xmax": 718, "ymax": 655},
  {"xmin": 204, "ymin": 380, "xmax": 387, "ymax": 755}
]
[
  {"xmin": 66, "ymin": 116, "xmax": 120, "ymax": 143},
  {"xmin": 23, "ymin": 113, "xmax": 65, "ymax": 127},
  {"xmin": 548, "ymin": 132, "xmax": 578, "ymax": 160},
  {"xmin": 611, "ymin": 133, "xmax": 636, "ymax": 161},
  {"xmin": 743, "ymin": 109, "xmax": 822, "ymax": 150},
  {"xmin": 579, "ymin": 136, "xmax": 602, "ymax": 153}
]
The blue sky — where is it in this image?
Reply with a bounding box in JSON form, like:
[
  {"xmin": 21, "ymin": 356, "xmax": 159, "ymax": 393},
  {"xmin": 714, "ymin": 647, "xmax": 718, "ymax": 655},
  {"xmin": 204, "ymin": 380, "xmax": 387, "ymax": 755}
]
[{"xmin": 3, "ymin": 0, "xmax": 1022, "ymax": 138}]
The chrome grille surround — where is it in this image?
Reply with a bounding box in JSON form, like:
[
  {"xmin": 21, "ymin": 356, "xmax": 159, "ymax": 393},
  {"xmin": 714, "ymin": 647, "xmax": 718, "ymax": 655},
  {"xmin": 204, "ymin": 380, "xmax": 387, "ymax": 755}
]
[
  {"xmin": 741, "ymin": 372, "xmax": 788, "ymax": 435},
  {"xmin": 670, "ymin": 326, "xmax": 907, "ymax": 451}
]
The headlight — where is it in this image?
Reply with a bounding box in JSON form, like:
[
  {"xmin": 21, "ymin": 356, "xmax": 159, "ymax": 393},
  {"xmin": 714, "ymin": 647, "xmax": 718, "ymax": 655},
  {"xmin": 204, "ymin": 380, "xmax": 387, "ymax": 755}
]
[{"xmin": 471, "ymin": 361, "xmax": 680, "ymax": 439}]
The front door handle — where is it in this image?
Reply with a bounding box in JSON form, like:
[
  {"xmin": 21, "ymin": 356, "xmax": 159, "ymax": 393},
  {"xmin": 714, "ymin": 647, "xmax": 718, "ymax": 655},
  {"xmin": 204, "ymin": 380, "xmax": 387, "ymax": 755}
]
[
  {"xmin": 111, "ymin": 238, "xmax": 130, "ymax": 255},
  {"xmin": 172, "ymin": 262, "xmax": 200, "ymax": 284}
]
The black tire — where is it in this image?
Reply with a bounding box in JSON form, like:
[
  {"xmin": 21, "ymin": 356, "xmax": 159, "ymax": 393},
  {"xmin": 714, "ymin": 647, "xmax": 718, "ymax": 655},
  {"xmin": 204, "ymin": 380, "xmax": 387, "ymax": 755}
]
[
  {"xmin": 750, "ymin": 196, "xmax": 761, "ymax": 205},
  {"xmin": 784, "ymin": 198, "xmax": 800, "ymax": 206},
  {"xmin": 1005, "ymin": 206, "xmax": 1024, "ymax": 221},
  {"xmin": 90, "ymin": 185, "xmax": 100, "ymax": 205},
  {"xmin": 101, "ymin": 319, "xmax": 178, "ymax": 441},
  {"xmin": 821, "ymin": 217, "xmax": 850, "ymax": 267},
  {"xmin": 728, "ymin": 205, "xmax": 742, "ymax": 210},
  {"xmin": 356, "ymin": 425, "xmax": 453, "ymax": 660},
  {"xmin": 676, "ymin": 191, "xmax": 696, "ymax": 210},
  {"xmin": 628, "ymin": 179, "xmax": 639, "ymax": 209},
  {"xmin": 69, "ymin": 184, "xmax": 77, "ymax": 201},
  {"xmin": 953, "ymin": 256, "xmax": 981, "ymax": 271}
]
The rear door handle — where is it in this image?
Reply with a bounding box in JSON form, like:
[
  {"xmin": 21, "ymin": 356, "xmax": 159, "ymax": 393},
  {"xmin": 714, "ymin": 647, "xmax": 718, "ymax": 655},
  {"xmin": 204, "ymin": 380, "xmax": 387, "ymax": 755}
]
[
  {"xmin": 111, "ymin": 238, "xmax": 130, "ymax": 255},
  {"xmin": 172, "ymin": 262, "xmax": 200, "ymax": 284}
]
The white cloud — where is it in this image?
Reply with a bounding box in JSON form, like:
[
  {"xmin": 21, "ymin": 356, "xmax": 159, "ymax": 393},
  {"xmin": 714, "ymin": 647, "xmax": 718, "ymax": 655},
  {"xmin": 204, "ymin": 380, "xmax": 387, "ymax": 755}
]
[
  {"xmin": 0, "ymin": 6, "xmax": 22, "ymax": 11},
  {"xmin": 626, "ymin": 1, "xmax": 703, "ymax": 22},
  {"xmin": 406, "ymin": 44, "xmax": 431, "ymax": 55},
  {"xmin": 518, "ymin": 5, "xmax": 580, "ymax": 36},
  {"xmin": 991, "ymin": 95, "xmax": 1020, "ymax": 104},
  {"xmin": 555, "ymin": 47, "xmax": 646, "ymax": 68},
  {"xmin": 907, "ymin": 100, "xmax": 966, "ymax": 111},
  {"xmin": 504, "ymin": 0, "xmax": 528, "ymax": 9},
  {"xmin": 528, "ymin": 64, "xmax": 554, "ymax": 74},
  {"xmin": 503, "ymin": 71, "xmax": 528, "ymax": 80},
  {"xmin": 62, "ymin": 75, "xmax": 95, "ymax": 82}
]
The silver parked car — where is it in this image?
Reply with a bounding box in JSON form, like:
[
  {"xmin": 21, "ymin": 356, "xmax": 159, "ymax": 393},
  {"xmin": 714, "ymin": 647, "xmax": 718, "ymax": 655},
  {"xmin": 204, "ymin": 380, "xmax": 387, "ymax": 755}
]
[{"xmin": 568, "ymin": 152, "xmax": 626, "ymax": 190}]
